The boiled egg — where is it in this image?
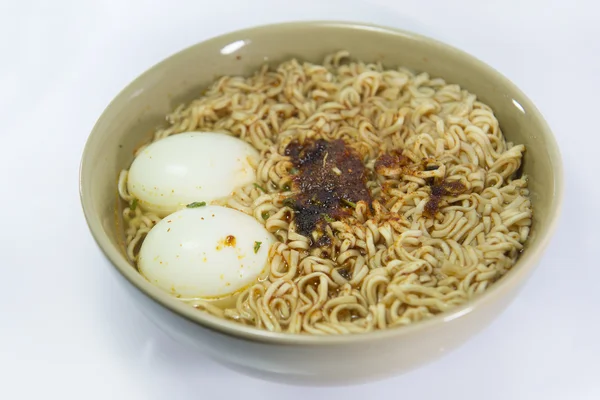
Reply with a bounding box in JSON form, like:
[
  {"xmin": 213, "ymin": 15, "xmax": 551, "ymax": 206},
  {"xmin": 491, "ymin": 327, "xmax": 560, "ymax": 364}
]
[
  {"xmin": 138, "ymin": 206, "xmax": 274, "ymax": 302},
  {"xmin": 127, "ymin": 132, "xmax": 259, "ymax": 217}
]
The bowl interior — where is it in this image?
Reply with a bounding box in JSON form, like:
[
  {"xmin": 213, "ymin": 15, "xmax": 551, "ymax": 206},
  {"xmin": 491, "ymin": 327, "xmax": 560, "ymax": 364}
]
[{"xmin": 80, "ymin": 21, "xmax": 562, "ymax": 342}]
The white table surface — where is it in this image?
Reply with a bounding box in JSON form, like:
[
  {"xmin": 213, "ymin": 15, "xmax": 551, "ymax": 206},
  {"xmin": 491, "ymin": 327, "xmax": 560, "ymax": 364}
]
[{"xmin": 2, "ymin": 0, "xmax": 599, "ymax": 399}]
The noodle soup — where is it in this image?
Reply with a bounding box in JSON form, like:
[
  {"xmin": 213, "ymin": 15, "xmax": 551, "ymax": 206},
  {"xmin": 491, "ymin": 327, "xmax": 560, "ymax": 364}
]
[{"xmin": 118, "ymin": 51, "xmax": 532, "ymax": 335}]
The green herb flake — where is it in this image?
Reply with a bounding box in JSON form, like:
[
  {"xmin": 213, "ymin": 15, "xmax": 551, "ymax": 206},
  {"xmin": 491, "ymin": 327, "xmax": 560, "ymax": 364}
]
[
  {"xmin": 289, "ymin": 167, "xmax": 299, "ymax": 175},
  {"xmin": 253, "ymin": 241, "xmax": 262, "ymax": 253},
  {"xmin": 130, "ymin": 198, "xmax": 138, "ymax": 211},
  {"xmin": 261, "ymin": 211, "xmax": 270, "ymax": 220},
  {"xmin": 322, "ymin": 214, "xmax": 335, "ymax": 223},
  {"xmin": 282, "ymin": 197, "xmax": 295, "ymax": 208},
  {"xmin": 187, "ymin": 201, "xmax": 206, "ymax": 208},
  {"xmin": 310, "ymin": 194, "xmax": 322, "ymax": 206},
  {"xmin": 253, "ymin": 183, "xmax": 267, "ymax": 193},
  {"xmin": 341, "ymin": 199, "xmax": 357, "ymax": 208}
]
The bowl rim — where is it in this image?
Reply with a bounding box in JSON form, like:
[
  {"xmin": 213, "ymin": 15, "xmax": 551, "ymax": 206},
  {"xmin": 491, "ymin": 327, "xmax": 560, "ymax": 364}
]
[{"xmin": 80, "ymin": 20, "xmax": 564, "ymax": 345}]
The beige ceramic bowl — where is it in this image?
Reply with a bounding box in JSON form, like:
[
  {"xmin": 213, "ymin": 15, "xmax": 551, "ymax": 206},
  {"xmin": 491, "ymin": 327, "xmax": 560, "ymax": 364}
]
[{"xmin": 80, "ymin": 21, "xmax": 563, "ymax": 385}]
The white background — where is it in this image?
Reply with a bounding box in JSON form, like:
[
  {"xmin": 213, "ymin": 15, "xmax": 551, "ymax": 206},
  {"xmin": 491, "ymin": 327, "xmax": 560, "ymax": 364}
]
[{"xmin": 2, "ymin": 0, "xmax": 599, "ymax": 399}]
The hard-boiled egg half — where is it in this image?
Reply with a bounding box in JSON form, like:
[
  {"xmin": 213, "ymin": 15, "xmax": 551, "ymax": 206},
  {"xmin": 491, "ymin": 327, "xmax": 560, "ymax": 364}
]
[
  {"xmin": 127, "ymin": 131, "xmax": 259, "ymax": 217},
  {"xmin": 139, "ymin": 206, "xmax": 274, "ymax": 304}
]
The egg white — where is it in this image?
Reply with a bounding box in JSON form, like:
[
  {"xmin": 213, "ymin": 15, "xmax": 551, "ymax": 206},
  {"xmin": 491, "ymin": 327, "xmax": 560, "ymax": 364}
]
[
  {"xmin": 138, "ymin": 206, "xmax": 274, "ymax": 301},
  {"xmin": 127, "ymin": 132, "xmax": 259, "ymax": 217}
]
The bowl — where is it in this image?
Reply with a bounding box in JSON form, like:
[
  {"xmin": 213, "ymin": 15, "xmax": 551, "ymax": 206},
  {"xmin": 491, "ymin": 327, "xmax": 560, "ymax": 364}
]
[{"xmin": 80, "ymin": 21, "xmax": 563, "ymax": 385}]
